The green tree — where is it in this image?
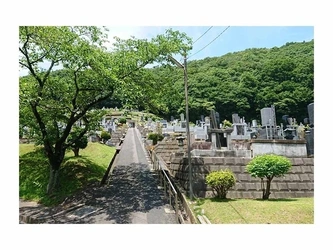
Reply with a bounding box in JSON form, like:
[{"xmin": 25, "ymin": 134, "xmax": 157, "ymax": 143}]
[
  {"xmin": 67, "ymin": 127, "xmax": 88, "ymax": 157},
  {"xmin": 205, "ymin": 169, "xmax": 236, "ymax": 199},
  {"xmin": 147, "ymin": 133, "xmax": 164, "ymax": 145},
  {"xmin": 19, "ymin": 26, "xmax": 192, "ymax": 194},
  {"xmin": 246, "ymin": 154, "xmax": 292, "ymax": 200},
  {"xmin": 100, "ymin": 131, "xmax": 111, "ymax": 143},
  {"xmin": 147, "ymin": 40, "xmax": 313, "ymax": 123}
]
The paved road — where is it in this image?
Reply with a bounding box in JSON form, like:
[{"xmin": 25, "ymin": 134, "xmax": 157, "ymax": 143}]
[{"xmin": 20, "ymin": 127, "xmax": 178, "ymax": 224}]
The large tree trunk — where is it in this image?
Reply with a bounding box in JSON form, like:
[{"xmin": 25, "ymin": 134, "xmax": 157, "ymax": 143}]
[
  {"xmin": 47, "ymin": 168, "xmax": 60, "ymax": 194},
  {"xmin": 46, "ymin": 148, "xmax": 65, "ymax": 194}
]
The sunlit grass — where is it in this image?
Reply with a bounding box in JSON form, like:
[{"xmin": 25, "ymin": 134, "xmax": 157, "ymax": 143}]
[
  {"xmin": 191, "ymin": 197, "xmax": 314, "ymax": 224},
  {"xmin": 19, "ymin": 142, "xmax": 116, "ymax": 206},
  {"xmin": 19, "ymin": 143, "xmax": 40, "ymax": 156}
]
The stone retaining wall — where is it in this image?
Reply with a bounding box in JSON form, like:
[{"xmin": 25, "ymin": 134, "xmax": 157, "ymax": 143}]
[{"xmin": 168, "ymin": 153, "xmax": 314, "ymax": 199}]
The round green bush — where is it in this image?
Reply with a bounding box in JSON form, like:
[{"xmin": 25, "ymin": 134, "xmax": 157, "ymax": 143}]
[
  {"xmin": 206, "ymin": 169, "xmax": 236, "ymax": 199},
  {"xmin": 100, "ymin": 131, "xmax": 111, "ymax": 143},
  {"xmin": 119, "ymin": 118, "xmax": 127, "ymax": 124},
  {"xmin": 147, "ymin": 133, "xmax": 164, "ymax": 145}
]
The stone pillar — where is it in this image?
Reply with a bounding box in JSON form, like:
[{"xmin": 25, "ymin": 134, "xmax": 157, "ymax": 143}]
[
  {"xmin": 211, "ymin": 133, "xmax": 217, "ymax": 149},
  {"xmin": 307, "ymin": 103, "xmax": 314, "ymax": 126},
  {"xmin": 226, "ymin": 133, "xmax": 232, "ymax": 150},
  {"xmin": 305, "ymin": 129, "xmax": 314, "ymax": 156}
]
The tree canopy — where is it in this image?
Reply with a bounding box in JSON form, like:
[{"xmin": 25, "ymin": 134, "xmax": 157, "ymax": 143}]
[
  {"xmin": 19, "ymin": 26, "xmax": 192, "ymax": 193},
  {"xmin": 98, "ymin": 39, "xmax": 314, "ymax": 124}
]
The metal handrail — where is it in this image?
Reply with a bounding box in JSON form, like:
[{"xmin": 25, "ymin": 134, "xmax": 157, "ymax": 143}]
[{"xmin": 151, "ymin": 151, "xmax": 185, "ymax": 224}]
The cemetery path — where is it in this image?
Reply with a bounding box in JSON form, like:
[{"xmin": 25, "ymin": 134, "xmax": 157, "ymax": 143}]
[{"xmin": 19, "ymin": 127, "xmax": 178, "ymax": 224}]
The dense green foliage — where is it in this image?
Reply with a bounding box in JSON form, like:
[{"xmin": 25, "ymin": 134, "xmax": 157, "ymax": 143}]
[
  {"xmin": 100, "ymin": 131, "xmax": 111, "ymax": 142},
  {"xmin": 147, "ymin": 133, "xmax": 164, "ymax": 145},
  {"xmin": 67, "ymin": 127, "xmax": 88, "ymax": 156},
  {"xmin": 100, "ymin": 40, "xmax": 313, "ymax": 124},
  {"xmin": 118, "ymin": 117, "xmax": 127, "ymax": 124},
  {"xmin": 19, "ymin": 142, "xmax": 115, "ymax": 206},
  {"xmin": 19, "ymin": 26, "xmax": 192, "ymax": 194},
  {"xmin": 246, "ymin": 154, "xmax": 292, "ymax": 200},
  {"xmin": 205, "ymin": 169, "xmax": 236, "ymax": 199}
]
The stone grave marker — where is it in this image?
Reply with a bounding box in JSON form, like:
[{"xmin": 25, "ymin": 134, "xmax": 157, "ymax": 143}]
[
  {"xmin": 232, "ymin": 113, "xmax": 240, "ymax": 124},
  {"xmin": 308, "ymin": 103, "xmax": 314, "ymax": 125},
  {"xmin": 180, "ymin": 113, "xmax": 185, "ymax": 121}
]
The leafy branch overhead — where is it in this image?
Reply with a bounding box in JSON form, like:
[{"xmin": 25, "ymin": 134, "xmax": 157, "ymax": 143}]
[{"xmin": 19, "ymin": 26, "xmax": 192, "ymax": 194}]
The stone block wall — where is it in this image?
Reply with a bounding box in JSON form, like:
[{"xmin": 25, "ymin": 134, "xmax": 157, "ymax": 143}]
[
  {"xmin": 153, "ymin": 139, "xmax": 180, "ymax": 164},
  {"xmin": 168, "ymin": 154, "xmax": 314, "ymax": 199},
  {"xmin": 110, "ymin": 128, "xmax": 126, "ymax": 145}
]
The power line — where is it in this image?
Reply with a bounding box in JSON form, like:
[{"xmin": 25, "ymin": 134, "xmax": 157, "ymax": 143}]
[
  {"xmin": 188, "ymin": 26, "xmax": 230, "ymax": 59},
  {"xmin": 176, "ymin": 26, "xmax": 214, "ymax": 62},
  {"xmin": 192, "ymin": 26, "xmax": 213, "ymax": 44}
]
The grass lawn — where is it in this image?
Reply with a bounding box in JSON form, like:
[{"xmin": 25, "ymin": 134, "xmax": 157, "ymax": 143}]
[
  {"xmin": 19, "ymin": 143, "xmax": 39, "ymax": 156},
  {"xmin": 19, "ymin": 142, "xmax": 116, "ymax": 206},
  {"xmin": 191, "ymin": 197, "xmax": 314, "ymax": 224}
]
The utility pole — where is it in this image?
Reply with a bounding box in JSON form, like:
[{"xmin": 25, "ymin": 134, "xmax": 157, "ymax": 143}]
[
  {"xmin": 184, "ymin": 55, "xmax": 193, "ymax": 201},
  {"xmin": 168, "ymin": 54, "xmax": 193, "ymax": 201}
]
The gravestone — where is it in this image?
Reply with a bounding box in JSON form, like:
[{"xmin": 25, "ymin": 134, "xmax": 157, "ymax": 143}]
[
  {"xmin": 205, "ymin": 116, "xmax": 210, "ymax": 126},
  {"xmin": 306, "ymin": 102, "xmax": 314, "ymax": 156},
  {"xmin": 305, "ymin": 129, "xmax": 314, "ymax": 156},
  {"xmin": 232, "ymin": 113, "xmax": 240, "ymax": 124},
  {"xmin": 180, "ymin": 113, "xmax": 185, "ymax": 121},
  {"xmin": 171, "ymin": 116, "xmax": 174, "ymax": 122},
  {"xmin": 261, "ymin": 108, "xmax": 274, "ymax": 127},
  {"xmin": 201, "ymin": 115, "xmax": 204, "ymax": 122},
  {"xmin": 215, "ymin": 111, "xmax": 220, "ymax": 126},
  {"xmin": 308, "ymin": 103, "xmax": 314, "ymax": 125},
  {"xmin": 282, "ymin": 115, "xmax": 289, "ymax": 127}
]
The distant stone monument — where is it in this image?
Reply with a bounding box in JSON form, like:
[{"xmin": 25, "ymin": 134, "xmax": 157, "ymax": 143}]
[
  {"xmin": 232, "ymin": 113, "xmax": 240, "ymax": 124},
  {"xmin": 308, "ymin": 103, "xmax": 314, "ymax": 126},
  {"xmin": 305, "ymin": 102, "xmax": 314, "ymax": 156}
]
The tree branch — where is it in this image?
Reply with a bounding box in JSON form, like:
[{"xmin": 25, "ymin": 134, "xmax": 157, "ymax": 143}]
[
  {"xmin": 64, "ymin": 117, "xmax": 90, "ymax": 149},
  {"xmin": 30, "ymin": 102, "xmax": 54, "ymax": 157}
]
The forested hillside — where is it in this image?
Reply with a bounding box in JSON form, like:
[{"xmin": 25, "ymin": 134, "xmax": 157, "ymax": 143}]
[
  {"xmin": 70, "ymin": 39, "xmax": 313, "ymax": 124},
  {"xmin": 97, "ymin": 39, "xmax": 314, "ymax": 124},
  {"xmin": 155, "ymin": 39, "xmax": 314, "ymax": 124}
]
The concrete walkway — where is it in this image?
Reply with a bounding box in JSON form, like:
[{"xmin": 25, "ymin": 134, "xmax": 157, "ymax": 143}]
[{"xmin": 19, "ymin": 128, "xmax": 178, "ymax": 224}]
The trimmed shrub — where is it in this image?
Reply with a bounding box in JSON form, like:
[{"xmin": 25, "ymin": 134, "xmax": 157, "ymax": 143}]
[
  {"xmin": 147, "ymin": 133, "xmax": 164, "ymax": 145},
  {"xmin": 119, "ymin": 117, "xmax": 127, "ymax": 124},
  {"xmin": 206, "ymin": 169, "xmax": 236, "ymax": 199},
  {"xmin": 100, "ymin": 131, "xmax": 111, "ymax": 143}
]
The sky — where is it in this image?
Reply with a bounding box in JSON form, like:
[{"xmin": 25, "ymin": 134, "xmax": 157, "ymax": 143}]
[
  {"xmin": 3, "ymin": 0, "xmax": 332, "ymax": 250},
  {"xmin": 18, "ymin": 26, "xmax": 314, "ymax": 76},
  {"xmin": 105, "ymin": 26, "xmax": 314, "ymax": 63}
]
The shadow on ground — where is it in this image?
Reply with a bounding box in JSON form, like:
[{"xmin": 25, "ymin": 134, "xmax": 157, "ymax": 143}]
[{"xmin": 29, "ymin": 162, "xmax": 173, "ymax": 224}]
